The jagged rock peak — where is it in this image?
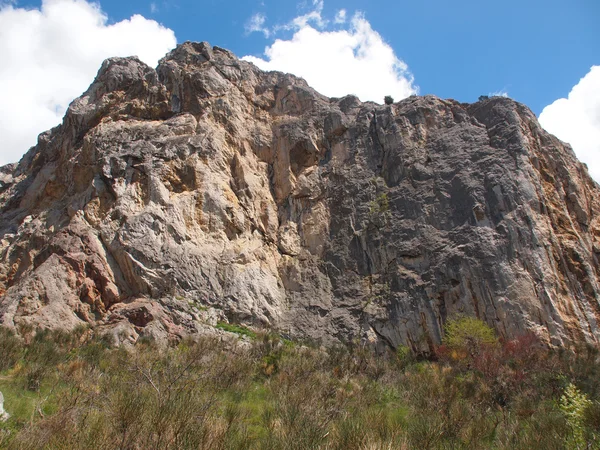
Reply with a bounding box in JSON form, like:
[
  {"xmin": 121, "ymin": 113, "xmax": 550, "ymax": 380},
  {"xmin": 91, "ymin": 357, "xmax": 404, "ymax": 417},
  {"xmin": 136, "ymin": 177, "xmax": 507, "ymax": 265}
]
[{"xmin": 0, "ymin": 41, "xmax": 599, "ymax": 351}]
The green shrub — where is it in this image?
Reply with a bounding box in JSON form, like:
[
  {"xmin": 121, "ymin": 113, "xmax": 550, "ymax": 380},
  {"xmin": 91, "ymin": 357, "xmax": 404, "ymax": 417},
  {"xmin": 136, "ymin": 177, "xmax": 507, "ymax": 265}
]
[
  {"xmin": 369, "ymin": 193, "xmax": 389, "ymax": 214},
  {"xmin": 560, "ymin": 383, "xmax": 593, "ymax": 448},
  {"xmin": 395, "ymin": 344, "xmax": 413, "ymax": 369},
  {"xmin": 216, "ymin": 321, "xmax": 257, "ymax": 339},
  {"xmin": 443, "ymin": 316, "xmax": 497, "ymax": 359}
]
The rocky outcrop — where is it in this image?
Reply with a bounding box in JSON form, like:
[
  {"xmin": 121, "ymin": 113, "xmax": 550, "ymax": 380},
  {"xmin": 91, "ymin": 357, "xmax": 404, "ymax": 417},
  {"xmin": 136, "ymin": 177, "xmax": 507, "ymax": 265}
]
[
  {"xmin": 0, "ymin": 391, "xmax": 8, "ymax": 422},
  {"xmin": 0, "ymin": 41, "xmax": 599, "ymax": 351}
]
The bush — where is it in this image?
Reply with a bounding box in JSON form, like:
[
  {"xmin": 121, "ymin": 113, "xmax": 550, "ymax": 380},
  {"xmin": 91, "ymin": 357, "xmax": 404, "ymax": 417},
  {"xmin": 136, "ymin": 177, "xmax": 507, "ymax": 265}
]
[
  {"xmin": 442, "ymin": 316, "xmax": 497, "ymax": 359},
  {"xmin": 395, "ymin": 344, "xmax": 413, "ymax": 369},
  {"xmin": 560, "ymin": 383, "xmax": 592, "ymax": 448},
  {"xmin": 384, "ymin": 95, "xmax": 394, "ymax": 105},
  {"xmin": 216, "ymin": 321, "xmax": 257, "ymax": 339}
]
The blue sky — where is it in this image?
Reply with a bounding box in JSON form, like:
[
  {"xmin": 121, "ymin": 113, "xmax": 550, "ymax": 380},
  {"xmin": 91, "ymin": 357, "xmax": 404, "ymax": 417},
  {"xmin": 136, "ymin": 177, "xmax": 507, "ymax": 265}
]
[{"xmin": 0, "ymin": 0, "xmax": 598, "ymax": 179}]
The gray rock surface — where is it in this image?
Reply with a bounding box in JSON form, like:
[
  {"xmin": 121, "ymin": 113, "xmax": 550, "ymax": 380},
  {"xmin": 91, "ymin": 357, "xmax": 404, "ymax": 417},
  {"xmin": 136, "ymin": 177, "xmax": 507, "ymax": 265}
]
[
  {"xmin": 0, "ymin": 391, "xmax": 8, "ymax": 421},
  {"xmin": 0, "ymin": 41, "xmax": 599, "ymax": 352}
]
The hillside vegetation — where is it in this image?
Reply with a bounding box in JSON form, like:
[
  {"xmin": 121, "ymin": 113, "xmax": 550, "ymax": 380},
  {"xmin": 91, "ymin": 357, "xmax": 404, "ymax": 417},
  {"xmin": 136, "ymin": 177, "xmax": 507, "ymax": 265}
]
[{"xmin": 0, "ymin": 319, "xmax": 599, "ymax": 449}]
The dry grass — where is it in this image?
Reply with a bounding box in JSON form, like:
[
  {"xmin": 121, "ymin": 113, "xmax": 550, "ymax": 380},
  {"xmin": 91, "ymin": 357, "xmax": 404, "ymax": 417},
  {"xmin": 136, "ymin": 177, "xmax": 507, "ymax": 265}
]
[{"xmin": 0, "ymin": 326, "xmax": 598, "ymax": 449}]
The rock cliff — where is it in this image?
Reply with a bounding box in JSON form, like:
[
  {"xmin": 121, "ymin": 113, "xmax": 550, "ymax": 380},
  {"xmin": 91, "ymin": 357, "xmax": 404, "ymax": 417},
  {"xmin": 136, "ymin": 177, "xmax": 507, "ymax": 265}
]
[{"xmin": 0, "ymin": 42, "xmax": 599, "ymax": 351}]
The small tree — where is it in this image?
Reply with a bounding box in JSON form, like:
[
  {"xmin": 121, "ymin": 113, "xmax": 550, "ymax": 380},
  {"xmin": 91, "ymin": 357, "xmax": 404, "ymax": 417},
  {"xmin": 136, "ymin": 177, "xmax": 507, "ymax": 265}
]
[
  {"xmin": 560, "ymin": 383, "xmax": 592, "ymax": 449},
  {"xmin": 478, "ymin": 95, "xmax": 489, "ymax": 102},
  {"xmin": 384, "ymin": 95, "xmax": 394, "ymax": 105},
  {"xmin": 443, "ymin": 316, "xmax": 497, "ymax": 360}
]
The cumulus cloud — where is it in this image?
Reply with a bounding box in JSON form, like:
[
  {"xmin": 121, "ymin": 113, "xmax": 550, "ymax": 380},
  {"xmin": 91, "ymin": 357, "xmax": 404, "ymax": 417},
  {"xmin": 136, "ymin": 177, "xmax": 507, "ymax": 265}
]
[
  {"xmin": 243, "ymin": 6, "xmax": 417, "ymax": 104},
  {"xmin": 539, "ymin": 66, "xmax": 600, "ymax": 182},
  {"xmin": 0, "ymin": 0, "xmax": 177, "ymax": 166}
]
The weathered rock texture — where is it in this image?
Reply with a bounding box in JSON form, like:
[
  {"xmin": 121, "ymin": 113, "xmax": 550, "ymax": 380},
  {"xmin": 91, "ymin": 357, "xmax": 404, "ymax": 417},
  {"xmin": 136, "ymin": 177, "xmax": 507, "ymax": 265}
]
[
  {"xmin": 1, "ymin": 42, "xmax": 599, "ymax": 351},
  {"xmin": 0, "ymin": 391, "xmax": 8, "ymax": 422}
]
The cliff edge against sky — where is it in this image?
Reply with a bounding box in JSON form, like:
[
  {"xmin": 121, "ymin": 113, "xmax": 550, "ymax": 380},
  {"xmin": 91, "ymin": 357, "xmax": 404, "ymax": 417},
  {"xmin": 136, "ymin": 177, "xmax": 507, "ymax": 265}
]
[{"xmin": 0, "ymin": 42, "xmax": 598, "ymax": 352}]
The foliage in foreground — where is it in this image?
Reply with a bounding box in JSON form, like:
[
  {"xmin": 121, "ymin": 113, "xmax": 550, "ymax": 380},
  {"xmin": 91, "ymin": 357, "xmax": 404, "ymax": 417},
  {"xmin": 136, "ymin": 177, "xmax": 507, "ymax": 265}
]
[{"xmin": 0, "ymin": 322, "xmax": 598, "ymax": 449}]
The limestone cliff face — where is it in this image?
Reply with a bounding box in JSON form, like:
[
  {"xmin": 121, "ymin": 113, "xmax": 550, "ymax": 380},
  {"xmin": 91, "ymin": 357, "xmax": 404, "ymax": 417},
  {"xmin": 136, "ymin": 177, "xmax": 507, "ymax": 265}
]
[{"xmin": 0, "ymin": 42, "xmax": 599, "ymax": 350}]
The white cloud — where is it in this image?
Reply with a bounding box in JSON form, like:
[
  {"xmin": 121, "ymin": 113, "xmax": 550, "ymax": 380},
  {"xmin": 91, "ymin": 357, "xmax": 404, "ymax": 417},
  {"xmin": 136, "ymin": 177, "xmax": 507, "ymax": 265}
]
[
  {"xmin": 243, "ymin": 11, "xmax": 417, "ymax": 104},
  {"xmin": 249, "ymin": 1, "xmax": 328, "ymax": 36},
  {"xmin": 245, "ymin": 12, "xmax": 270, "ymax": 38},
  {"xmin": 539, "ymin": 66, "xmax": 600, "ymax": 182},
  {"xmin": 150, "ymin": 2, "xmax": 158, "ymax": 13},
  {"xmin": 289, "ymin": 0, "xmax": 326, "ymax": 29},
  {"xmin": 488, "ymin": 90, "xmax": 509, "ymax": 98},
  {"xmin": 0, "ymin": 0, "xmax": 177, "ymax": 166},
  {"xmin": 334, "ymin": 9, "xmax": 346, "ymax": 24}
]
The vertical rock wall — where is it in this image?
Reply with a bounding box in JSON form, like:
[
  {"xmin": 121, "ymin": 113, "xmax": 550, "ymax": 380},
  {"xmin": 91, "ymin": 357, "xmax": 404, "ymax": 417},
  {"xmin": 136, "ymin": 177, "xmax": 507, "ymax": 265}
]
[{"xmin": 0, "ymin": 42, "xmax": 598, "ymax": 350}]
